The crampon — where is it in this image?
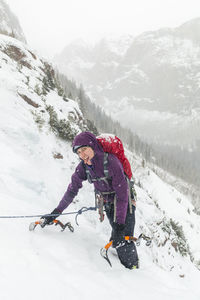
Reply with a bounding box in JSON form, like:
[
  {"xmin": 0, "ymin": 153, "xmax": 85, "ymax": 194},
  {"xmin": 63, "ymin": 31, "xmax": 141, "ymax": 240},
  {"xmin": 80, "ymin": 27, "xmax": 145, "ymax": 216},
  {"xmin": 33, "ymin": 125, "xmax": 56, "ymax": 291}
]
[{"xmin": 100, "ymin": 234, "xmax": 152, "ymax": 267}]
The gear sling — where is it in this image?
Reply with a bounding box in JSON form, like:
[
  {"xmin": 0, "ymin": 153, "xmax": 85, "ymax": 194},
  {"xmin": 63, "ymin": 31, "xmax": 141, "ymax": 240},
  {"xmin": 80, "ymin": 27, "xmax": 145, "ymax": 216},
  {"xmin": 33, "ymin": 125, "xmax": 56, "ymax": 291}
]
[{"xmin": 83, "ymin": 152, "xmax": 136, "ymax": 222}]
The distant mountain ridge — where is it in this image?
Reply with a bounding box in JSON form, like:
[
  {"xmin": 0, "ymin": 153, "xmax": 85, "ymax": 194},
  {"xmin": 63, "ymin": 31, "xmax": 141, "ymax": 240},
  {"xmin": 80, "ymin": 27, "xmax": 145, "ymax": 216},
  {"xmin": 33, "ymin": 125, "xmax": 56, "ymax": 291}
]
[
  {"xmin": 54, "ymin": 18, "xmax": 200, "ymax": 147},
  {"xmin": 0, "ymin": 0, "xmax": 26, "ymax": 43}
]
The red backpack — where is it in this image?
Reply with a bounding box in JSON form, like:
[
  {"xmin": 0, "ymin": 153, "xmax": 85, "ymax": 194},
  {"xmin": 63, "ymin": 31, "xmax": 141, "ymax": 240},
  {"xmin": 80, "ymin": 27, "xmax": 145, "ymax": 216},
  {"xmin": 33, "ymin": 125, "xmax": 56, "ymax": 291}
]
[{"xmin": 97, "ymin": 134, "xmax": 132, "ymax": 180}]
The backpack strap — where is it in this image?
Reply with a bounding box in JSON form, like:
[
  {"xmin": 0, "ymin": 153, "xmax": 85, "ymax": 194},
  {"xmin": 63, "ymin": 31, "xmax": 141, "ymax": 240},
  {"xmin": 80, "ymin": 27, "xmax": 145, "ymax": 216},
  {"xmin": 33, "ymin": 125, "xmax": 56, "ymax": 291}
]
[
  {"xmin": 103, "ymin": 152, "xmax": 109, "ymax": 178},
  {"xmin": 84, "ymin": 152, "xmax": 111, "ymax": 185},
  {"xmin": 113, "ymin": 194, "xmax": 117, "ymax": 222},
  {"xmin": 83, "ymin": 153, "xmax": 136, "ymax": 220},
  {"xmin": 126, "ymin": 177, "xmax": 133, "ymax": 214}
]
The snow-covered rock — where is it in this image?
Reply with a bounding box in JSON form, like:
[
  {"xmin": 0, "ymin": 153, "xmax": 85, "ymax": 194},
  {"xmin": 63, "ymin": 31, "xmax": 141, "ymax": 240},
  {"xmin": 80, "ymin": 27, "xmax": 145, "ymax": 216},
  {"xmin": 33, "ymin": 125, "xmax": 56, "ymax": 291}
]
[{"xmin": 0, "ymin": 0, "xmax": 26, "ymax": 43}]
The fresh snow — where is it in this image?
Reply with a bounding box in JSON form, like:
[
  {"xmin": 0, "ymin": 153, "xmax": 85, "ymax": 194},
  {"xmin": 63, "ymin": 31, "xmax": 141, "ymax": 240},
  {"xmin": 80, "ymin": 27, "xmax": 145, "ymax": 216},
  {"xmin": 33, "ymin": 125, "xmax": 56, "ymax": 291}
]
[
  {"xmin": 0, "ymin": 0, "xmax": 26, "ymax": 43},
  {"xmin": 0, "ymin": 34, "xmax": 200, "ymax": 300}
]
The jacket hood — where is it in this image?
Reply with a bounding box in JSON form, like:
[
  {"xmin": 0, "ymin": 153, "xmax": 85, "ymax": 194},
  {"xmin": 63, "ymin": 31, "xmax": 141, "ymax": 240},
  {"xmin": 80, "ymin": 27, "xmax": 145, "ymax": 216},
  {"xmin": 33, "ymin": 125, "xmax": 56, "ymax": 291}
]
[{"xmin": 72, "ymin": 131, "xmax": 103, "ymax": 155}]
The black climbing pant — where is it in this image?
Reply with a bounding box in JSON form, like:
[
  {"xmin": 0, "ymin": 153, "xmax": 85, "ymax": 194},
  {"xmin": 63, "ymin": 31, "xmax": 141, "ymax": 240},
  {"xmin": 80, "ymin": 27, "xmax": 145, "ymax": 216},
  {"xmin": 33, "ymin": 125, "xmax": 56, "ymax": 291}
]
[{"xmin": 104, "ymin": 202, "xmax": 139, "ymax": 269}]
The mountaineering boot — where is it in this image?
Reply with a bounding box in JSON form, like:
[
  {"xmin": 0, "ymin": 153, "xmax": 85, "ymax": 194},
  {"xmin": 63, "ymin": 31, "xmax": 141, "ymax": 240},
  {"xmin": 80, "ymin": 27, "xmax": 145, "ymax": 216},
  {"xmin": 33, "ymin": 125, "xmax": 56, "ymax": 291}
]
[{"xmin": 116, "ymin": 240, "xmax": 139, "ymax": 269}]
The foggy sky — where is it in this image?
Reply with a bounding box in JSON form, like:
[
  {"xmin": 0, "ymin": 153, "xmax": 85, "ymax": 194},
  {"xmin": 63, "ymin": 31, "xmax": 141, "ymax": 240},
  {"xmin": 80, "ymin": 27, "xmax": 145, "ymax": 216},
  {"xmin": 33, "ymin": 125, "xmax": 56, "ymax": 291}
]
[{"xmin": 5, "ymin": 0, "xmax": 200, "ymax": 59}]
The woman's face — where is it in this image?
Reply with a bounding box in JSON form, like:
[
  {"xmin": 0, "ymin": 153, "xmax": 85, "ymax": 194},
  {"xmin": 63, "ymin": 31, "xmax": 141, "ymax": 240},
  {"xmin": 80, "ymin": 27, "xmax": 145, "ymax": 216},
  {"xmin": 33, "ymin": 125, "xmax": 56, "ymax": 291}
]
[{"xmin": 77, "ymin": 146, "xmax": 95, "ymax": 165}]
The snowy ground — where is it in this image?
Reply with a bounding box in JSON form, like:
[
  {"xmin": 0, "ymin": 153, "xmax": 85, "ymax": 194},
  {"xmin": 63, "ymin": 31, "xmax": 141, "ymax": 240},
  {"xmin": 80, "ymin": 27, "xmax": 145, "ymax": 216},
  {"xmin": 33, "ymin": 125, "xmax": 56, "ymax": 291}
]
[
  {"xmin": 0, "ymin": 216, "xmax": 199, "ymax": 300},
  {"xmin": 0, "ymin": 93, "xmax": 200, "ymax": 300},
  {"xmin": 0, "ymin": 34, "xmax": 200, "ymax": 300}
]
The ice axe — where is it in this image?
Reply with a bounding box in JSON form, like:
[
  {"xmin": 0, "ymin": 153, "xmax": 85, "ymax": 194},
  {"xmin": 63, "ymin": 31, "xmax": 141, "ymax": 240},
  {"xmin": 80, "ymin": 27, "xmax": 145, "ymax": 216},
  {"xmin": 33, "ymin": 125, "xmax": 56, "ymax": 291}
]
[{"xmin": 29, "ymin": 219, "xmax": 74, "ymax": 232}]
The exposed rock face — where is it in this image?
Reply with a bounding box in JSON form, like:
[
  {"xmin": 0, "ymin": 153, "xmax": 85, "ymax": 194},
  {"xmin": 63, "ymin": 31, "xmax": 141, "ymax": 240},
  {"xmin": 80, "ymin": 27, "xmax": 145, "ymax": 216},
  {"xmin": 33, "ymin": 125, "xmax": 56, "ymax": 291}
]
[{"xmin": 54, "ymin": 19, "xmax": 200, "ymax": 146}]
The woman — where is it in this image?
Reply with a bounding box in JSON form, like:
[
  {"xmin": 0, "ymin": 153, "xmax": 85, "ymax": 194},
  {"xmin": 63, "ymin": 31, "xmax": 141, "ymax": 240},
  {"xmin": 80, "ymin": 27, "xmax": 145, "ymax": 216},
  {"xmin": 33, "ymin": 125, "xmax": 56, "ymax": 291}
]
[{"xmin": 42, "ymin": 131, "xmax": 139, "ymax": 269}]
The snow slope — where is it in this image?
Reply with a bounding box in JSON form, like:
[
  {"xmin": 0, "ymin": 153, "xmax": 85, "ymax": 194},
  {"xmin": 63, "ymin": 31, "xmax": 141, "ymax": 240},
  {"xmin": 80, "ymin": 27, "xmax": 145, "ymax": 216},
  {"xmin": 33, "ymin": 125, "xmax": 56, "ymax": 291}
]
[{"xmin": 0, "ymin": 34, "xmax": 200, "ymax": 300}]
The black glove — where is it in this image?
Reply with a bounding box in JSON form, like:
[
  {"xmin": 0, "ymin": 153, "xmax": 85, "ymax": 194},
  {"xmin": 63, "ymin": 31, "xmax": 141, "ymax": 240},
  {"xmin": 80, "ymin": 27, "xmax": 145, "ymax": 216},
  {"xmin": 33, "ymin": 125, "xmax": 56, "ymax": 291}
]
[
  {"xmin": 112, "ymin": 223, "xmax": 125, "ymax": 248},
  {"xmin": 41, "ymin": 208, "xmax": 61, "ymax": 228}
]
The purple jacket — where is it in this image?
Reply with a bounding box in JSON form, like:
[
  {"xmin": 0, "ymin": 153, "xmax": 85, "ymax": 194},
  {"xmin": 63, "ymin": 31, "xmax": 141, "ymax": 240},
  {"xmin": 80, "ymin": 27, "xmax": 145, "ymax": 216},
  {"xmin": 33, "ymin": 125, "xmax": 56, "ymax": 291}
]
[{"xmin": 57, "ymin": 132, "xmax": 129, "ymax": 224}]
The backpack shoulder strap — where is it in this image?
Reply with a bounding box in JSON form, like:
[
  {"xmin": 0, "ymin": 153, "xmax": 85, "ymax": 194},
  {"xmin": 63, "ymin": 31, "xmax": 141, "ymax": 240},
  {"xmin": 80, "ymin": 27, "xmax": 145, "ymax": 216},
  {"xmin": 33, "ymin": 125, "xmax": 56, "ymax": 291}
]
[
  {"xmin": 103, "ymin": 152, "xmax": 109, "ymax": 178},
  {"xmin": 83, "ymin": 152, "xmax": 110, "ymax": 184},
  {"xmin": 81, "ymin": 161, "xmax": 93, "ymax": 184}
]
